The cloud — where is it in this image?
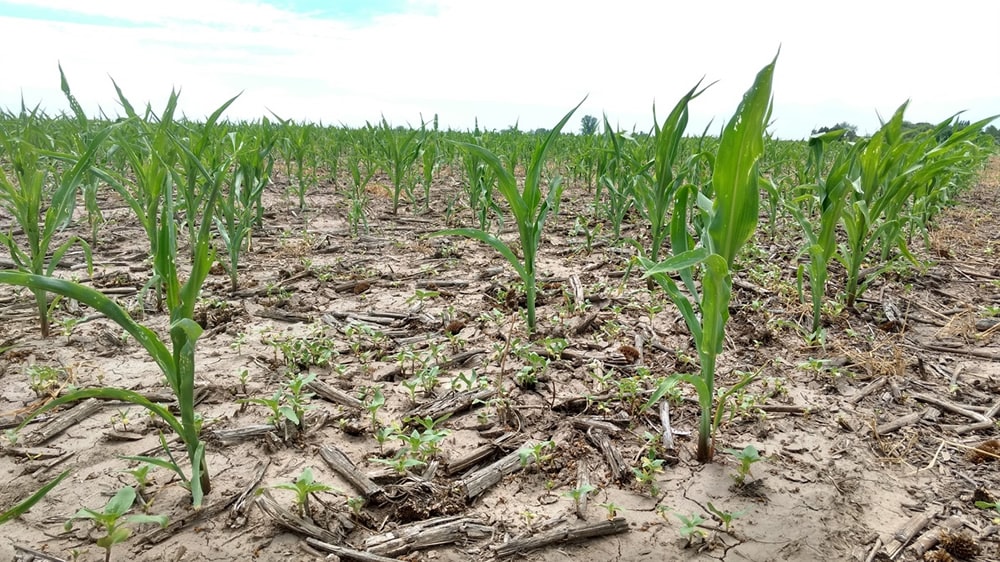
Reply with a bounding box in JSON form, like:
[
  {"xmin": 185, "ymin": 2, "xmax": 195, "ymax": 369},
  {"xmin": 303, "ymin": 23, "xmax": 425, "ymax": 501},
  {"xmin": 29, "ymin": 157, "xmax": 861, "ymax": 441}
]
[{"xmin": 1, "ymin": 0, "xmax": 997, "ymax": 137}]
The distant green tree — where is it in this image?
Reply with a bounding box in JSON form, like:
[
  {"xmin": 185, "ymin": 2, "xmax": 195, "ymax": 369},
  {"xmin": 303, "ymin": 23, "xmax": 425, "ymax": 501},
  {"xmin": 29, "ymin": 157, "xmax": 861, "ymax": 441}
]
[
  {"xmin": 580, "ymin": 115, "xmax": 599, "ymax": 135},
  {"xmin": 984, "ymin": 124, "xmax": 1000, "ymax": 143},
  {"xmin": 811, "ymin": 121, "xmax": 858, "ymax": 141}
]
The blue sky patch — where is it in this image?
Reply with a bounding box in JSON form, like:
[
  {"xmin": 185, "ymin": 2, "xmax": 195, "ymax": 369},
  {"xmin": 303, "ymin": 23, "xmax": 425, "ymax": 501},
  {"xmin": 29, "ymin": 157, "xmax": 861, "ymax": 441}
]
[
  {"xmin": 266, "ymin": 0, "xmax": 421, "ymax": 23},
  {"xmin": 0, "ymin": 2, "xmax": 150, "ymax": 27}
]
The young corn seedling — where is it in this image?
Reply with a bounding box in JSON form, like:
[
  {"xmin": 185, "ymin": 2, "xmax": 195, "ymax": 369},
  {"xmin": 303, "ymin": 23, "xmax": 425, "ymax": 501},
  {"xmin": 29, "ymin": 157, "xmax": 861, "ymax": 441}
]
[
  {"xmin": 640, "ymin": 56, "xmax": 776, "ymax": 462},
  {"xmin": 215, "ymin": 129, "xmax": 276, "ymax": 290},
  {"xmin": 57, "ymin": 64, "xmax": 107, "ymax": 249},
  {"xmin": 432, "ymin": 100, "xmax": 584, "ymax": 332},
  {"xmin": 419, "ymin": 125, "xmax": 438, "ymax": 210},
  {"xmin": 460, "ymin": 143, "xmax": 500, "ymax": 232},
  {"xmin": 64, "ymin": 486, "xmax": 168, "ymax": 562},
  {"xmin": 595, "ymin": 115, "xmax": 646, "ymax": 242},
  {"xmin": 839, "ymin": 105, "xmax": 997, "ymax": 307}
]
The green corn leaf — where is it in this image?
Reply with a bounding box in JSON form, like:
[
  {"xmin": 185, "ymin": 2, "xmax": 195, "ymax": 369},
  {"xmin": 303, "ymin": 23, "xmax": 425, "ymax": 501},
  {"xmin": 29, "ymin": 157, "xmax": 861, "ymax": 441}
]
[
  {"xmin": 0, "ymin": 272, "xmax": 173, "ymax": 375},
  {"xmin": 700, "ymin": 254, "xmax": 731, "ymax": 356},
  {"xmin": 431, "ymin": 228, "xmax": 528, "ymax": 281},
  {"xmin": 708, "ymin": 54, "xmax": 776, "ymax": 266},
  {"xmin": 0, "ymin": 470, "xmax": 69, "ymax": 525},
  {"xmin": 641, "ymin": 247, "xmax": 711, "ymax": 276},
  {"xmin": 119, "ymin": 455, "xmax": 188, "ymax": 482}
]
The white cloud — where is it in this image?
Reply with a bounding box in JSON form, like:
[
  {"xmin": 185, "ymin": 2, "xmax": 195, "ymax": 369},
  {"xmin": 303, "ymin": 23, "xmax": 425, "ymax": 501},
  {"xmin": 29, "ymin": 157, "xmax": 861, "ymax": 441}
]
[{"xmin": 1, "ymin": 0, "xmax": 997, "ymax": 137}]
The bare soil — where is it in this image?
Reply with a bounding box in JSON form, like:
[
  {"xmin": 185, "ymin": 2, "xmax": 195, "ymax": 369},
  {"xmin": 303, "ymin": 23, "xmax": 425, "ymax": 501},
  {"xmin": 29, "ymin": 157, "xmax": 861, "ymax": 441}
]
[{"xmin": 1, "ymin": 157, "xmax": 998, "ymax": 562}]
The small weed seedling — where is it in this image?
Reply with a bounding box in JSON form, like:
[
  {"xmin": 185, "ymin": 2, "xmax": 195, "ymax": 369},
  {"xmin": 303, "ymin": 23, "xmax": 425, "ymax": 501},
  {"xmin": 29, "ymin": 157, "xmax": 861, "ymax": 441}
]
[
  {"xmin": 346, "ymin": 496, "xmax": 365, "ymax": 518},
  {"xmin": 371, "ymin": 452, "xmax": 427, "ymax": 475},
  {"xmin": 706, "ymin": 501, "xmax": 747, "ymax": 533},
  {"xmin": 724, "ymin": 445, "xmax": 763, "ymax": 486},
  {"xmin": 272, "ymin": 467, "xmax": 336, "ymax": 519},
  {"xmin": 25, "ymin": 364, "xmax": 64, "ymax": 398},
  {"xmin": 518, "ymin": 440, "xmax": 556, "ymax": 468},
  {"xmin": 373, "ymin": 424, "xmax": 397, "ymax": 454},
  {"xmin": 562, "ymin": 483, "xmax": 596, "ymax": 512},
  {"xmin": 65, "ymin": 487, "xmax": 168, "ymax": 562},
  {"xmin": 632, "ymin": 452, "xmax": 665, "ymax": 495},
  {"xmin": 674, "ymin": 512, "xmax": 708, "ymax": 544},
  {"xmin": 975, "ymin": 500, "xmax": 1000, "ymax": 524},
  {"xmin": 598, "ymin": 501, "xmax": 622, "ymax": 520},
  {"xmin": 365, "ymin": 386, "xmax": 385, "ymax": 431},
  {"xmin": 121, "ymin": 464, "xmax": 154, "ymax": 489}
]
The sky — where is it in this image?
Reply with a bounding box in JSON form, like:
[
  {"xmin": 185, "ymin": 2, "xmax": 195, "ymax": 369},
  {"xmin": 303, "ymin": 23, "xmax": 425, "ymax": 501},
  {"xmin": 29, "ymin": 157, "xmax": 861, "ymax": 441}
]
[{"xmin": 1, "ymin": 0, "xmax": 998, "ymax": 139}]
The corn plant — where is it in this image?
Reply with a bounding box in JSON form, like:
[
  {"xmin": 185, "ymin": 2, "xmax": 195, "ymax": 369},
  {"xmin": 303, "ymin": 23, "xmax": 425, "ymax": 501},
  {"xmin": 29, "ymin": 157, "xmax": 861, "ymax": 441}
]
[
  {"xmin": 374, "ymin": 116, "xmax": 424, "ymax": 214},
  {"xmin": 215, "ymin": 129, "xmax": 274, "ymax": 290},
  {"xmin": 2, "ymin": 89, "xmax": 230, "ymax": 507},
  {"xmin": 432, "ymin": 100, "xmax": 583, "ymax": 332},
  {"xmin": 837, "ymin": 105, "xmax": 994, "ymax": 307},
  {"xmin": 57, "ymin": 64, "xmax": 107, "ymax": 248},
  {"xmin": 631, "ymin": 81, "xmax": 711, "ymax": 261},
  {"xmin": 0, "ymin": 106, "xmax": 109, "ymax": 337},
  {"xmin": 640, "ymin": 56, "xmax": 776, "ymax": 462},
  {"xmin": 595, "ymin": 114, "xmax": 643, "ymax": 242},
  {"xmin": 460, "ymin": 141, "xmax": 500, "ymax": 231},
  {"xmin": 346, "ymin": 147, "xmax": 377, "ymax": 237},
  {"xmin": 786, "ymin": 128, "xmax": 857, "ymax": 337},
  {"xmin": 419, "ymin": 123, "xmax": 439, "ymax": 210}
]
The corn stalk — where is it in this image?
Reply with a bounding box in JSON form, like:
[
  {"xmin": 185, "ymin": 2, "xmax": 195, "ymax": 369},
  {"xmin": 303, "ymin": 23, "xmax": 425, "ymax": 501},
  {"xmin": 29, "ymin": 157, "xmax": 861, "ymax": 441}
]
[
  {"xmin": 641, "ymin": 56, "xmax": 776, "ymax": 462},
  {"xmin": 432, "ymin": 100, "xmax": 584, "ymax": 333}
]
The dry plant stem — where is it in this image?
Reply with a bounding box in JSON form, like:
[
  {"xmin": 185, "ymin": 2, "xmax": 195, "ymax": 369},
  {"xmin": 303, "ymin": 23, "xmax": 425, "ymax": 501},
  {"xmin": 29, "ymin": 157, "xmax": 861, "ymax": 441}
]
[
  {"xmin": 211, "ymin": 424, "xmax": 277, "ymax": 444},
  {"xmin": 304, "ymin": 538, "xmax": 401, "ymax": 562},
  {"xmin": 319, "ymin": 445, "xmax": 384, "ymax": 500},
  {"xmin": 363, "ymin": 515, "xmax": 493, "ymax": 556},
  {"xmin": 943, "ymin": 398, "xmax": 1000, "ymax": 433},
  {"xmin": 229, "ymin": 460, "xmax": 270, "ymax": 528},
  {"xmin": 254, "ymin": 489, "xmax": 345, "ymax": 544},
  {"xmin": 22, "ymin": 398, "xmax": 104, "ymax": 446},
  {"xmin": 405, "ymin": 388, "xmax": 494, "ymax": 422},
  {"xmin": 12, "ymin": 545, "xmax": 67, "ymax": 562},
  {"xmin": 863, "ymin": 538, "xmax": 882, "ymax": 562},
  {"xmin": 307, "ymin": 379, "xmax": 364, "ymax": 409},
  {"xmin": 459, "ymin": 441, "xmax": 540, "ymax": 499},
  {"xmin": 575, "ymin": 464, "xmax": 590, "ymax": 519},
  {"xmin": 141, "ymin": 491, "xmax": 244, "ymax": 545},
  {"xmin": 659, "ymin": 400, "xmax": 675, "ymax": 451},
  {"xmin": 444, "ymin": 433, "xmax": 521, "ymax": 476},
  {"xmin": 875, "ymin": 408, "xmax": 933, "ymax": 436},
  {"xmin": 910, "ymin": 515, "xmax": 964, "ymax": 558},
  {"xmin": 910, "ymin": 392, "xmax": 989, "ymax": 423},
  {"xmin": 585, "ymin": 429, "xmax": 629, "ymax": 483},
  {"xmin": 493, "ymin": 517, "xmax": 629, "ymax": 557},
  {"xmin": 848, "ymin": 376, "xmax": 887, "ymax": 405},
  {"xmin": 880, "ymin": 506, "xmax": 940, "ymax": 559}
]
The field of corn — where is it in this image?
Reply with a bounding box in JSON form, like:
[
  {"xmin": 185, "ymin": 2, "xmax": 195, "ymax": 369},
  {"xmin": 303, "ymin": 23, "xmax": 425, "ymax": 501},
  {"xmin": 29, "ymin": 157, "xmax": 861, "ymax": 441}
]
[{"xmin": 1, "ymin": 60, "xmax": 999, "ymax": 561}]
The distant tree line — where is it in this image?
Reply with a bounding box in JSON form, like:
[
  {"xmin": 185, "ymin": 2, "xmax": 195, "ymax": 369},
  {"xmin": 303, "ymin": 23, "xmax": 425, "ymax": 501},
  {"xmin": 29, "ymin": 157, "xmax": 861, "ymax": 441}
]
[{"xmin": 813, "ymin": 119, "xmax": 1000, "ymax": 145}]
